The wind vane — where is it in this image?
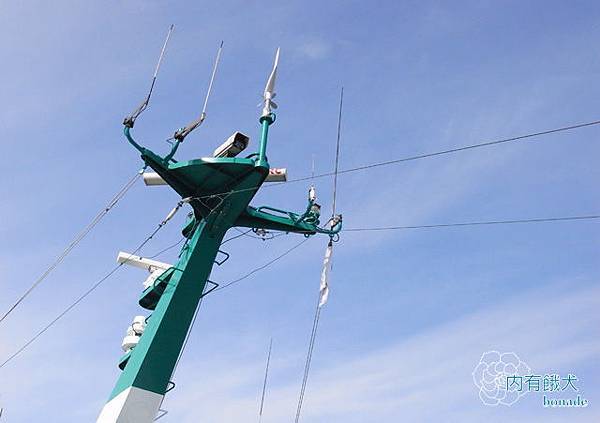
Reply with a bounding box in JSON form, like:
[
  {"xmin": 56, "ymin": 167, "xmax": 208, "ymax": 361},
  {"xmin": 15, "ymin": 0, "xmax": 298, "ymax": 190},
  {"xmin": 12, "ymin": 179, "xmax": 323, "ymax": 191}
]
[{"xmin": 262, "ymin": 47, "xmax": 280, "ymax": 118}]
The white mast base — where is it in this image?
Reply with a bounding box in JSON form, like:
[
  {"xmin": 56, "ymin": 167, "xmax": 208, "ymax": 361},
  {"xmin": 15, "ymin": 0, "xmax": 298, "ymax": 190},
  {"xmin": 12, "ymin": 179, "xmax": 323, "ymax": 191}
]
[{"xmin": 97, "ymin": 387, "xmax": 163, "ymax": 423}]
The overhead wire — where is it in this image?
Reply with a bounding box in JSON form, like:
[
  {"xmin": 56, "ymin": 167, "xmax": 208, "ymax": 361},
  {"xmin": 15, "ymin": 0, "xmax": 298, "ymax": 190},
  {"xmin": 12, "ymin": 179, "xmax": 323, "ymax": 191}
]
[
  {"xmin": 294, "ymin": 298, "xmax": 321, "ymax": 423},
  {"xmin": 258, "ymin": 338, "xmax": 273, "ymax": 423},
  {"xmin": 222, "ymin": 229, "xmax": 254, "ymax": 244},
  {"xmin": 169, "ymin": 236, "xmax": 307, "ymax": 392},
  {"xmin": 0, "ymin": 199, "xmax": 181, "ymax": 370},
  {"xmin": 3, "ymin": 213, "xmax": 596, "ymax": 371},
  {"xmin": 3, "ymin": 111, "xmax": 598, "ymax": 381},
  {"xmin": 343, "ymin": 214, "xmax": 600, "ymax": 232},
  {"xmin": 233, "ymin": 227, "xmax": 289, "ymax": 241},
  {"xmin": 331, "ymin": 86, "xmax": 343, "ymax": 217},
  {"xmin": 147, "ymin": 237, "xmax": 185, "ymax": 259},
  {"xmin": 295, "ymin": 87, "xmax": 344, "ymax": 423},
  {"xmin": 0, "ymin": 170, "xmax": 143, "ymax": 326},
  {"xmin": 213, "ymin": 238, "xmax": 310, "ymax": 292},
  {"xmin": 198, "ymin": 117, "xmax": 600, "ymax": 201},
  {"xmin": 314, "ymin": 118, "xmax": 600, "ymax": 181}
]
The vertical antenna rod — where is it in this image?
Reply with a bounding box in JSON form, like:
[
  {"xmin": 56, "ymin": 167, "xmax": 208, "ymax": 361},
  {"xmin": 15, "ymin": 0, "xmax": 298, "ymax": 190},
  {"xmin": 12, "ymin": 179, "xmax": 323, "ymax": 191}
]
[
  {"xmin": 294, "ymin": 87, "xmax": 344, "ymax": 423},
  {"xmin": 124, "ymin": 24, "xmax": 175, "ymax": 127},
  {"xmin": 332, "ymin": 87, "xmax": 344, "ymax": 217},
  {"xmin": 201, "ymin": 40, "xmax": 224, "ymax": 118},
  {"xmin": 173, "ymin": 41, "xmax": 224, "ymax": 141},
  {"xmin": 258, "ymin": 338, "xmax": 273, "ymax": 423}
]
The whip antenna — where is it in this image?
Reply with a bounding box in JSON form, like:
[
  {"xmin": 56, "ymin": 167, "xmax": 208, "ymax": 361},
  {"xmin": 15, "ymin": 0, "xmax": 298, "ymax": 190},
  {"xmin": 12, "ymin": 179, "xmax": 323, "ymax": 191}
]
[
  {"xmin": 294, "ymin": 87, "xmax": 344, "ymax": 423},
  {"xmin": 258, "ymin": 338, "xmax": 273, "ymax": 423},
  {"xmin": 173, "ymin": 41, "xmax": 224, "ymax": 141},
  {"xmin": 124, "ymin": 24, "xmax": 174, "ymax": 128},
  {"xmin": 331, "ymin": 87, "xmax": 343, "ymax": 218}
]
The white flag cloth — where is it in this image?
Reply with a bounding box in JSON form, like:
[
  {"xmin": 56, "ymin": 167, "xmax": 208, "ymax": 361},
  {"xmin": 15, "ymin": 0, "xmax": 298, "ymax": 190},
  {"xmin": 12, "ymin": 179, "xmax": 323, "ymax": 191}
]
[{"xmin": 319, "ymin": 242, "xmax": 333, "ymax": 307}]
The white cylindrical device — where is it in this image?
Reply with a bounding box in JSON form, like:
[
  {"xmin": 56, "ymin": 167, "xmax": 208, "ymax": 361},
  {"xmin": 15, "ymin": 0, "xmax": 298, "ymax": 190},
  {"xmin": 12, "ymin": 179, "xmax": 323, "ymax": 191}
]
[
  {"xmin": 116, "ymin": 251, "xmax": 172, "ymax": 272},
  {"xmin": 132, "ymin": 316, "xmax": 146, "ymax": 335},
  {"xmin": 121, "ymin": 335, "xmax": 140, "ymax": 352},
  {"xmin": 121, "ymin": 316, "xmax": 147, "ymax": 352},
  {"xmin": 143, "ymin": 172, "xmax": 168, "ymax": 186}
]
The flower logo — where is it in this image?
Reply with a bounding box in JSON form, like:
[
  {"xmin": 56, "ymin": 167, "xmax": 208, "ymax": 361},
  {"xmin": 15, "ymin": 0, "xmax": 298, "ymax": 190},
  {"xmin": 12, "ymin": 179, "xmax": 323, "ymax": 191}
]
[{"xmin": 472, "ymin": 351, "xmax": 531, "ymax": 406}]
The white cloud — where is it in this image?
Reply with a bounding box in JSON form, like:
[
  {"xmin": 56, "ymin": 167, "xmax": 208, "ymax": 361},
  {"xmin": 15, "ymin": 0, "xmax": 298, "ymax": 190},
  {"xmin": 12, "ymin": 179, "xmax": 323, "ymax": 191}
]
[
  {"xmin": 162, "ymin": 281, "xmax": 600, "ymax": 422},
  {"xmin": 296, "ymin": 39, "xmax": 332, "ymax": 61}
]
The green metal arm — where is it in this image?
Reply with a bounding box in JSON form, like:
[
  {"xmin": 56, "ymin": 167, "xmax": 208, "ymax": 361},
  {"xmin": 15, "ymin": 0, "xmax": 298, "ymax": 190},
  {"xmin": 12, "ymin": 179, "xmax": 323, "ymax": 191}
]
[
  {"xmin": 163, "ymin": 138, "xmax": 183, "ymax": 163},
  {"xmin": 293, "ymin": 198, "xmax": 317, "ymax": 224},
  {"xmin": 124, "ymin": 126, "xmax": 147, "ymax": 155},
  {"xmin": 315, "ymin": 215, "xmax": 343, "ymax": 236},
  {"xmin": 124, "ymin": 126, "xmax": 180, "ymax": 165},
  {"xmin": 235, "ymin": 204, "xmax": 342, "ymax": 237}
]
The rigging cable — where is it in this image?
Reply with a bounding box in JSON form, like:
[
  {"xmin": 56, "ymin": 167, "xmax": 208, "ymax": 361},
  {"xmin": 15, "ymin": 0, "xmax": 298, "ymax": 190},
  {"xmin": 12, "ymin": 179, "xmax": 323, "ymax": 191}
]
[
  {"xmin": 223, "ymin": 229, "xmax": 254, "ymax": 244},
  {"xmin": 213, "ymin": 238, "xmax": 310, "ymax": 292},
  {"xmin": 147, "ymin": 237, "xmax": 185, "ymax": 259},
  {"xmin": 4, "ymin": 209, "xmax": 595, "ymax": 371},
  {"xmin": 0, "ymin": 170, "xmax": 143, "ymax": 326},
  {"xmin": 294, "ymin": 298, "xmax": 321, "ymax": 423},
  {"xmin": 200, "ymin": 117, "xmax": 600, "ymax": 201},
  {"xmin": 297, "ymin": 118, "xmax": 600, "ymax": 183},
  {"xmin": 258, "ymin": 338, "xmax": 273, "ymax": 423},
  {"xmin": 344, "ymin": 214, "xmax": 600, "ymax": 232},
  {"xmin": 3, "ymin": 114, "xmax": 598, "ymax": 371},
  {"xmin": 295, "ymin": 87, "xmax": 344, "ymax": 423},
  {"xmin": 169, "ymin": 237, "xmax": 307, "ymax": 394},
  {"xmin": 205, "ymin": 214, "xmax": 599, "ymax": 297},
  {"xmin": 0, "ymin": 199, "xmax": 187, "ymax": 370},
  {"xmin": 331, "ymin": 86, "xmax": 343, "ymax": 217}
]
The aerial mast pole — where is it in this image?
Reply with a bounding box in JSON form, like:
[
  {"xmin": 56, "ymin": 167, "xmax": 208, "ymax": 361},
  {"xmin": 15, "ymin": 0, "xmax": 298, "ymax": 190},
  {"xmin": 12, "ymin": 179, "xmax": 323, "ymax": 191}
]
[{"xmin": 97, "ymin": 42, "xmax": 341, "ymax": 423}]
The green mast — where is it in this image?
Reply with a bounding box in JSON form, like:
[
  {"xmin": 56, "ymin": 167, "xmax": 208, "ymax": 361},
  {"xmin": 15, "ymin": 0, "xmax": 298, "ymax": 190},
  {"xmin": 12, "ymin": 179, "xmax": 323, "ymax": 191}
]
[{"xmin": 97, "ymin": 48, "xmax": 341, "ymax": 423}]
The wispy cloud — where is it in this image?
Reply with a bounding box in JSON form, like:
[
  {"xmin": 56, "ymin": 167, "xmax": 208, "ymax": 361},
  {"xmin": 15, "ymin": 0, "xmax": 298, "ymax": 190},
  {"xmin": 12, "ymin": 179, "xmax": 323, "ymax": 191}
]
[
  {"xmin": 162, "ymin": 280, "xmax": 600, "ymax": 422},
  {"xmin": 296, "ymin": 38, "xmax": 332, "ymax": 61}
]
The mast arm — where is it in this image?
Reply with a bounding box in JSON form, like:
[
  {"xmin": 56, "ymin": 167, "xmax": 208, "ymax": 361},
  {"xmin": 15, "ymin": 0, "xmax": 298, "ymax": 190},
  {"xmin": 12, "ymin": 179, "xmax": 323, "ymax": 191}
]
[
  {"xmin": 234, "ymin": 205, "xmax": 342, "ymax": 236},
  {"xmin": 124, "ymin": 125, "xmax": 181, "ymax": 165},
  {"xmin": 124, "ymin": 126, "xmax": 148, "ymax": 156},
  {"xmin": 235, "ymin": 206, "xmax": 316, "ymax": 234}
]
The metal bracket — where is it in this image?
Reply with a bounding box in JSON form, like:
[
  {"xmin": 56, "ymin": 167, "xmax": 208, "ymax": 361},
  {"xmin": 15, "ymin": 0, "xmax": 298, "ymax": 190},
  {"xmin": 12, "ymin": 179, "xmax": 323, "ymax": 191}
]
[
  {"xmin": 165, "ymin": 381, "xmax": 176, "ymax": 393},
  {"xmin": 200, "ymin": 280, "xmax": 220, "ymax": 298},
  {"xmin": 214, "ymin": 249, "xmax": 230, "ymax": 266},
  {"xmin": 154, "ymin": 409, "xmax": 168, "ymax": 421}
]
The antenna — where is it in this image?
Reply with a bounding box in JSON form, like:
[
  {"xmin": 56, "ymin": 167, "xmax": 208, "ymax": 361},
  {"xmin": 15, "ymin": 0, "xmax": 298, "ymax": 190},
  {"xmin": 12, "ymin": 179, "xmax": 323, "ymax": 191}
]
[
  {"xmin": 258, "ymin": 338, "xmax": 273, "ymax": 423},
  {"xmin": 294, "ymin": 87, "xmax": 344, "ymax": 423},
  {"xmin": 99, "ymin": 43, "xmax": 342, "ymax": 422},
  {"xmin": 173, "ymin": 41, "xmax": 224, "ymax": 141},
  {"xmin": 331, "ymin": 87, "xmax": 344, "ymax": 218},
  {"xmin": 262, "ymin": 48, "xmax": 280, "ymax": 118},
  {"xmin": 124, "ymin": 24, "xmax": 175, "ymax": 128}
]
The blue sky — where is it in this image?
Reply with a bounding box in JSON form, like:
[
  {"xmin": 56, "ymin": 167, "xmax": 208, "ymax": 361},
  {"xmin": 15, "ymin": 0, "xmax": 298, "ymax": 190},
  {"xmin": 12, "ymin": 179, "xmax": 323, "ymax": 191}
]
[{"xmin": 0, "ymin": 1, "xmax": 599, "ymax": 421}]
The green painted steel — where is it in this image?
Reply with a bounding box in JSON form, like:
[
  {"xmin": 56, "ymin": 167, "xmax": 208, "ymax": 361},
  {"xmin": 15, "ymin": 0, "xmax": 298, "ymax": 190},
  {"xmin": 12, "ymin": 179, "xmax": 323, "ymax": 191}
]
[
  {"xmin": 108, "ymin": 114, "xmax": 342, "ymax": 406},
  {"xmin": 257, "ymin": 114, "xmax": 273, "ymax": 167}
]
